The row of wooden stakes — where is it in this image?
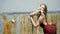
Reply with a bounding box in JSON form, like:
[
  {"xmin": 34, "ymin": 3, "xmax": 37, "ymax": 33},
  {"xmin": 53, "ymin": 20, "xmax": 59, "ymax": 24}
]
[{"xmin": 2, "ymin": 14, "xmax": 60, "ymax": 34}]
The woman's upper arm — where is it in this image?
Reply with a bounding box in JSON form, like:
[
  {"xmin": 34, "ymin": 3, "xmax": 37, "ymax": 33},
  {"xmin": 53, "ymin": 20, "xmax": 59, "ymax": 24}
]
[{"xmin": 29, "ymin": 11, "xmax": 38, "ymax": 16}]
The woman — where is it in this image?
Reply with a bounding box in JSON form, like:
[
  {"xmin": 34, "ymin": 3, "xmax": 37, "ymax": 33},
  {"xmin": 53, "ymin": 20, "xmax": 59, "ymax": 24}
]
[{"xmin": 28, "ymin": 4, "xmax": 56, "ymax": 34}]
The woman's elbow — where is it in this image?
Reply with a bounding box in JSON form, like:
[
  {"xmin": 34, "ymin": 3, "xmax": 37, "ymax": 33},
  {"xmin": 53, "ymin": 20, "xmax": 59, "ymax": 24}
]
[{"xmin": 29, "ymin": 14, "xmax": 33, "ymax": 17}]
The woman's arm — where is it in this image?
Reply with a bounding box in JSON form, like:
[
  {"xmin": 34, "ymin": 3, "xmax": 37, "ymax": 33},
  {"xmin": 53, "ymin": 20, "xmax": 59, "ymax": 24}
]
[
  {"xmin": 29, "ymin": 11, "xmax": 45, "ymax": 28},
  {"xmin": 28, "ymin": 15, "xmax": 44, "ymax": 28},
  {"xmin": 29, "ymin": 11, "xmax": 39, "ymax": 17}
]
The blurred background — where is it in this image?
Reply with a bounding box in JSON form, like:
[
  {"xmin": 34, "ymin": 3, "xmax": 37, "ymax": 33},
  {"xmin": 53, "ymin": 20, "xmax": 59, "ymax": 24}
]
[{"xmin": 0, "ymin": 0, "xmax": 60, "ymax": 34}]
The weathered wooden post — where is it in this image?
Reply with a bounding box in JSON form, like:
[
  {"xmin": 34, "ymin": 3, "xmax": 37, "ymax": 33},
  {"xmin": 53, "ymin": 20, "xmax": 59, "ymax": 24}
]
[
  {"xmin": 56, "ymin": 14, "xmax": 60, "ymax": 34},
  {"xmin": 19, "ymin": 14, "xmax": 23, "ymax": 34},
  {"xmin": 32, "ymin": 16, "xmax": 37, "ymax": 34},
  {"xmin": 3, "ymin": 14, "xmax": 12, "ymax": 34},
  {"xmin": 12, "ymin": 14, "xmax": 17, "ymax": 34},
  {"xmin": 26, "ymin": 14, "xmax": 32, "ymax": 34}
]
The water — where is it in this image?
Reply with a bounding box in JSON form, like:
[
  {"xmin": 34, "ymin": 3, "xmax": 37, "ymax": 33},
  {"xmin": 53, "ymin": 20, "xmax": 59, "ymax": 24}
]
[{"xmin": 0, "ymin": 15, "xmax": 3, "ymax": 34}]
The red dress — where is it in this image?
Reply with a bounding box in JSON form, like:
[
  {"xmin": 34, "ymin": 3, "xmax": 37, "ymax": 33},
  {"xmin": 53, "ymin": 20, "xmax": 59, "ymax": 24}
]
[{"xmin": 40, "ymin": 23, "xmax": 57, "ymax": 34}]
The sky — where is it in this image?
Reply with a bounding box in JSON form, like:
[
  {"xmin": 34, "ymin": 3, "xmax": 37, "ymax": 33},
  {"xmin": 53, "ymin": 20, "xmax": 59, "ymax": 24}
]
[{"xmin": 0, "ymin": 0, "xmax": 60, "ymax": 13}]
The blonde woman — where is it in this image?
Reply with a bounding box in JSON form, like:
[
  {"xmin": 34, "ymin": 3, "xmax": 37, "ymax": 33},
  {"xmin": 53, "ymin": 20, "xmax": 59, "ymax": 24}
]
[{"xmin": 28, "ymin": 4, "xmax": 56, "ymax": 34}]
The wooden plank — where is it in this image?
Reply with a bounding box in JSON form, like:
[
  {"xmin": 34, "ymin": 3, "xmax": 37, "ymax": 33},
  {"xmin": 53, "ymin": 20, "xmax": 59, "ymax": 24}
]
[
  {"xmin": 20, "ymin": 14, "xmax": 28, "ymax": 34},
  {"xmin": 51, "ymin": 14, "xmax": 57, "ymax": 24},
  {"xmin": 3, "ymin": 14, "xmax": 12, "ymax": 34},
  {"xmin": 23, "ymin": 14, "xmax": 27, "ymax": 34},
  {"xmin": 27, "ymin": 14, "xmax": 32, "ymax": 34},
  {"xmin": 32, "ymin": 16, "xmax": 37, "ymax": 34},
  {"xmin": 56, "ymin": 14, "xmax": 60, "ymax": 34},
  {"xmin": 37, "ymin": 26, "xmax": 41, "ymax": 34},
  {"xmin": 12, "ymin": 14, "xmax": 17, "ymax": 34},
  {"xmin": 20, "ymin": 14, "xmax": 24, "ymax": 34},
  {"xmin": 47, "ymin": 14, "xmax": 52, "ymax": 23},
  {"xmin": 24, "ymin": 14, "xmax": 28, "ymax": 34}
]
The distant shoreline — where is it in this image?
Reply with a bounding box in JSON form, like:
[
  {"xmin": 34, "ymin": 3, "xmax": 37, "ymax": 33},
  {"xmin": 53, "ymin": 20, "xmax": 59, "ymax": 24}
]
[{"xmin": 0, "ymin": 11, "xmax": 60, "ymax": 15}]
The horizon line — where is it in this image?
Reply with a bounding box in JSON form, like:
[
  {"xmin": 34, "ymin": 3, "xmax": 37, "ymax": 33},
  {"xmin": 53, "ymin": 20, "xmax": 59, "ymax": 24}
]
[{"xmin": 0, "ymin": 11, "xmax": 60, "ymax": 15}]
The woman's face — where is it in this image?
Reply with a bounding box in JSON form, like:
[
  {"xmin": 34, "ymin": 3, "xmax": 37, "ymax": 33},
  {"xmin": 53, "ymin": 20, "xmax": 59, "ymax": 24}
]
[{"xmin": 38, "ymin": 5, "xmax": 45, "ymax": 11}]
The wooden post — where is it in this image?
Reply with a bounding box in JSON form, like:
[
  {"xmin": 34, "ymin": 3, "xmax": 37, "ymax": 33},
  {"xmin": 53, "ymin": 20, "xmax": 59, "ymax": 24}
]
[
  {"xmin": 32, "ymin": 16, "xmax": 37, "ymax": 34},
  {"xmin": 56, "ymin": 14, "xmax": 60, "ymax": 34},
  {"xmin": 47, "ymin": 14, "xmax": 52, "ymax": 23},
  {"xmin": 27, "ymin": 14, "xmax": 32, "ymax": 34},
  {"xmin": 2, "ymin": 13, "xmax": 59, "ymax": 34},
  {"xmin": 20, "ymin": 14, "xmax": 23, "ymax": 34},
  {"xmin": 3, "ymin": 14, "xmax": 12, "ymax": 34},
  {"xmin": 23, "ymin": 14, "xmax": 27, "ymax": 34},
  {"xmin": 51, "ymin": 14, "xmax": 57, "ymax": 24},
  {"xmin": 12, "ymin": 14, "xmax": 16, "ymax": 34}
]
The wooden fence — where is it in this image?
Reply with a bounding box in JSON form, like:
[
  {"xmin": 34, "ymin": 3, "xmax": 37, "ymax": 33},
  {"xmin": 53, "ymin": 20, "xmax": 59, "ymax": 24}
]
[{"xmin": 3, "ymin": 13, "xmax": 60, "ymax": 34}]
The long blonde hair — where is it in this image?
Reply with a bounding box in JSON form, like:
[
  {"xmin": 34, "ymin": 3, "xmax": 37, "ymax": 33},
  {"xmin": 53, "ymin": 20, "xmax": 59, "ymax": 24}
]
[{"xmin": 37, "ymin": 4, "xmax": 47, "ymax": 22}]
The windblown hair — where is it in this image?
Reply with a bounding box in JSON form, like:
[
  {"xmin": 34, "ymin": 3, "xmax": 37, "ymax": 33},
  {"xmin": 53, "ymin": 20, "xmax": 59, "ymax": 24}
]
[{"xmin": 37, "ymin": 4, "xmax": 47, "ymax": 22}]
